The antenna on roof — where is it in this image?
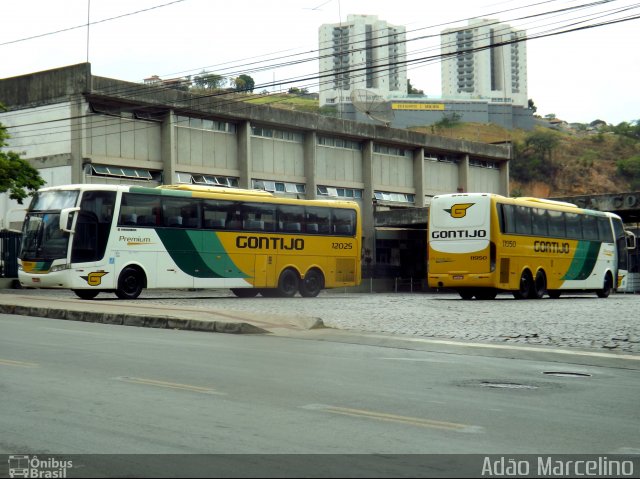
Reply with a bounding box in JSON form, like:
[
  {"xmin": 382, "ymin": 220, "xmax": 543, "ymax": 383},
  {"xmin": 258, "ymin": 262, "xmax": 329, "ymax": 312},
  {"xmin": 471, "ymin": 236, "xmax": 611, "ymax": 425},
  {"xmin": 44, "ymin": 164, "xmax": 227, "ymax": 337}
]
[{"xmin": 350, "ymin": 89, "xmax": 395, "ymax": 127}]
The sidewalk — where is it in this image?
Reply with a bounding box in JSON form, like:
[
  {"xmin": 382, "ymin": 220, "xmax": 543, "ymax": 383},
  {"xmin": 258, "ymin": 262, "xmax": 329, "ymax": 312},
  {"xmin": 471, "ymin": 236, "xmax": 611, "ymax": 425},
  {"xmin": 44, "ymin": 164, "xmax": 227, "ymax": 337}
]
[{"xmin": 0, "ymin": 293, "xmax": 324, "ymax": 334}]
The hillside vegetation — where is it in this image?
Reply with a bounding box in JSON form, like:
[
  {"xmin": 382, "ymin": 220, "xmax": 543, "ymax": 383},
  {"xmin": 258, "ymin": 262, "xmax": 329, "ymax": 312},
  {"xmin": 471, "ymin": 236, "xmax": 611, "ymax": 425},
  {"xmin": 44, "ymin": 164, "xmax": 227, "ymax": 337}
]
[
  {"xmin": 244, "ymin": 94, "xmax": 640, "ymax": 197},
  {"xmin": 415, "ymin": 122, "xmax": 640, "ymax": 197}
]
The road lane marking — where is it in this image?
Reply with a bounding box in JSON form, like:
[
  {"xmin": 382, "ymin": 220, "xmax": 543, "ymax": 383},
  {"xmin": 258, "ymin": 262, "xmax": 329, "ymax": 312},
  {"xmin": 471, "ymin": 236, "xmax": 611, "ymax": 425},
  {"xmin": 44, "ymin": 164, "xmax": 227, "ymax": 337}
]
[
  {"xmin": 302, "ymin": 404, "xmax": 481, "ymax": 432},
  {"xmin": 115, "ymin": 377, "xmax": 225, "ymax": 395},
  {"xmin": 0, "ymin": 358, "xmax": 39, "ymax": 368},
  {"xmin": 359, "ymin": 334, "xmax": 640, "ymax": 361}
]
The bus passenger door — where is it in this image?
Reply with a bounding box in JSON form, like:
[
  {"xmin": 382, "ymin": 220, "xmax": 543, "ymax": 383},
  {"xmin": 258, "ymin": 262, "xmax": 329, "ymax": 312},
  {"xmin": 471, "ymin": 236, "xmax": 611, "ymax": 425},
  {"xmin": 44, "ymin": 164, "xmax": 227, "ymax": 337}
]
[{"xmin": 253, "ymin": 254, "xmax": 275, "ymax": 288}]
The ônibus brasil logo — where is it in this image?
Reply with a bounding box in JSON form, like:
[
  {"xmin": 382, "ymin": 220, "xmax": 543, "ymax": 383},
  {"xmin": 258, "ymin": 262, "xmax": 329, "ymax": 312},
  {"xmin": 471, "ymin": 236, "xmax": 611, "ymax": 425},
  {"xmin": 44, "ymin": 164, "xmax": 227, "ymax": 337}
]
[{"xmin": 444, "ymin": 203, "xmax": 474, "ymax": 218}]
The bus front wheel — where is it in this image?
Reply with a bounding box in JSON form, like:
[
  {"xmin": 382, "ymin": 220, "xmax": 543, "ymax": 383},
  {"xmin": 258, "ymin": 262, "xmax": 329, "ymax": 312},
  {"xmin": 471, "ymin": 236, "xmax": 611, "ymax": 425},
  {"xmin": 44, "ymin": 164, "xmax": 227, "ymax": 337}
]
[
  {"xmin": 277, "ymin": 268, "xmax": 299, "ymax": 298},
  {"xmin": 116, "ymin": 267, "xmax": 144, "ymax": 300},
  {"xmin": 73, "ymin": 289, "xmax": 100, "ymax": 300},
  {"xmin": 596, "ymin": 273, "xmax": 613, "ymax": 298},
  {"xmin": 231, "ymin": 288, "xmax": 259, "ymax": 298},
  {"xmin": 300, "ymin": 269, "xmax": 324, "ymax": 298}
]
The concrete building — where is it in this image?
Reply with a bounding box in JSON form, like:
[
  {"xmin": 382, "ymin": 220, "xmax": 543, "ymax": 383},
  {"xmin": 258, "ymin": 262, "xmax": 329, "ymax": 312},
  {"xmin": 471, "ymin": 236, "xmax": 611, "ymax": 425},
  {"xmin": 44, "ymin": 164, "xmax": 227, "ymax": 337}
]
[
  {"xmin": 0, "ymin": 63, "xmax": 511, "ymax": 280},
  {"xmin": 319, "ymin": 14, "xmax": 407, "ymax": 108},
  {"xmin": 441, "ymin": 18, "xmax": 528, "ymax": 107}
]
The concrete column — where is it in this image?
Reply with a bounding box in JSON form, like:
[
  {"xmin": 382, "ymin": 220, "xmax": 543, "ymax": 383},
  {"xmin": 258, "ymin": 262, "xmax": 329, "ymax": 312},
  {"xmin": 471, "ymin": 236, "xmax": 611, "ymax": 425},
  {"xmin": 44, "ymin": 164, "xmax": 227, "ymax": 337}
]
[
  {"xmin": 458, "ymin": 154, "xmax": 470, "ymax": 193},
  {"xmin": 304, "ymin": 131, "xmax": 317, "ymax": 199},
  {"xmin": 237, "ymin": 120, "xmax": 251, "ymax": 189},
  {"xmin": 413, "ymin": 148, "xmax": 425, "ymax": 207},
  {"xmin": 70, "ymin": 98, "xmax": 84, "ymax": 184},
  {"xmin": 161, "ymin": 110, "xmax": 177, "ymax": 185},
  {"xmin": 500, "ymin": 144, "xmax": 512, "ymax": 196},
  {"xmin": 499, "ymin": 160, "xmax": 510, "ymax": 196},
  {"xmin": 362, "ymin": 140, "xmax": 375, "ymax": 263}
]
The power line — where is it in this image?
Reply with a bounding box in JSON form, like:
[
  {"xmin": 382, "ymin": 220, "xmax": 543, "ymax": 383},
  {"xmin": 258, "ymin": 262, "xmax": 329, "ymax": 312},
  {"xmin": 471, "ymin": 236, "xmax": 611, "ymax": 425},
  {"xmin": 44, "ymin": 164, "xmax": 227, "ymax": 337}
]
[
  {"xmin": 2, "ymin": 0, "xmax": 639, "ymax": 146},
  {"xmin": 0, "ymin": 0, "xmax": 188, "ymax": 47}
]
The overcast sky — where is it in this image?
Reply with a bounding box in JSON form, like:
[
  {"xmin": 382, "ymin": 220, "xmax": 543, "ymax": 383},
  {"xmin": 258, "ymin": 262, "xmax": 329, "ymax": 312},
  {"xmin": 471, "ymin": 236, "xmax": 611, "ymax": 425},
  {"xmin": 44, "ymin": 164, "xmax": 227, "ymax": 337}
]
[{"xmin": 1, "ymin": 0, "xmax": 639, "ymax": 125}]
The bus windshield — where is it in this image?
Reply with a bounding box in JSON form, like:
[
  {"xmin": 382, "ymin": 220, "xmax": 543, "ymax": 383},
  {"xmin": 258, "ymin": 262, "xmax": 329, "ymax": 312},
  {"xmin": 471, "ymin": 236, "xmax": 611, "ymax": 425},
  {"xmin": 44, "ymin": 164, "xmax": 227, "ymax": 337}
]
[
  {"xmin": 20, "ymin": 212, "xmax": 70, "ymax": 260},
  {"xmin": 20, "ymin": 190, "xmax": 79, "ymax": 261}
]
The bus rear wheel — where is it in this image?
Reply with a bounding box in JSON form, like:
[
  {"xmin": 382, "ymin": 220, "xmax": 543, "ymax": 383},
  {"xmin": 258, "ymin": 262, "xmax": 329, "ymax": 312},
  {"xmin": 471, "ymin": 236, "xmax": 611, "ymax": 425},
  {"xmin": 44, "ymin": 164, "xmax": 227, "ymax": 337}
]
[
  {"xmin": 299, "ymin": 269, "xmax": 324, "ymax": 298},
  {"xmin": 73, "ymin": 289, "xmax": 100, "ymax": 300},
  {"xmin": 475, "ymin": 289, "xmax": 497, "ymax": 300},
  {"xmin": 533, "ymin": 270, "xmax": 546, "ymax": 299},
  {"xmin": 231, "ymin": 288, "xmax": 259, "ymax": 298},
  {"xmin": 116, "ymin": 267, "xmax": 144, "ymax": 300},
  {"xmin": 458, "ymin": 289, "xmax": 474, "ymax": 300},
  {"xmin": 596, "ymin": 272, "xmax": 613, "ymax": 298},
  {"xmin": 513, "ymin": 269, "xmax": 534, "ymax": 299},
  {"xmin": 276, "ymin": 268, "xmax": 299, "ymax": 298}
]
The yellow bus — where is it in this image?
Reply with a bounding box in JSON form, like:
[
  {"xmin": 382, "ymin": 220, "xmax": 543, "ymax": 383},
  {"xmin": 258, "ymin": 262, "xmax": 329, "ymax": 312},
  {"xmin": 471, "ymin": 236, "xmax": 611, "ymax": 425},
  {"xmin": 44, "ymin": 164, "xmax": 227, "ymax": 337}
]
[
  {"xmin": 428, "ymin": 193, "xmax": 635, "ymax": 299},
  {"xmin": 18, "ymin": 184, "xmax": 361, "ymax": 299}
]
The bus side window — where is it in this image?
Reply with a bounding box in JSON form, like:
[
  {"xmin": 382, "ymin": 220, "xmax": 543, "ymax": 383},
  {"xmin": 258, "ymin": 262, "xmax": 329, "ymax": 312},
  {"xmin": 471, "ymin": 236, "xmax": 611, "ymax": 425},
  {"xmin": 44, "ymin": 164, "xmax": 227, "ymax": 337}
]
[
  {"xmin": 203, "ymin": 199, "xmax": 232, "ymax": 230},
  {"xmin": 597, "ymin": 217, "xmax": 613, "ymax": 242},
  {"xmin": 565, "ymin": 212, "xmax": 581, "ymax": 239},
  {"xmin": 514, "ymin": 206, "xmax": 532, "ymax": 235},
  {"xmin": 531, "ymin": 208, "xmax": 548, "ymax": 236},
  {"xmin": 306, "ymin": 207, "xmax": 331, "ymax": 234},
  {"xmin": 548, "ymin": 210, "xmax": 565, "ymax": 237},
  {"xmin": 582, "ymin": 215, "xmax": 599, "ymax": 241},
  {"xmin": 332, "ymin": 209, "xmax": 355, "ymax": 236},
  {"xmin": 501, "ymin": 204, "xmax": 516, "ymax": 234}
]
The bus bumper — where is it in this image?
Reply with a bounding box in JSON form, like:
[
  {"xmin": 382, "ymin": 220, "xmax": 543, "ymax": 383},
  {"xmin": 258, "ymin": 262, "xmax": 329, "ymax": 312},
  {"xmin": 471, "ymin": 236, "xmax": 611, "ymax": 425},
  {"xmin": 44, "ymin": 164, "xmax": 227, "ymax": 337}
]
[{"xmin": 428, "ymin": 273, "xmax": 496, "ymax": 289}]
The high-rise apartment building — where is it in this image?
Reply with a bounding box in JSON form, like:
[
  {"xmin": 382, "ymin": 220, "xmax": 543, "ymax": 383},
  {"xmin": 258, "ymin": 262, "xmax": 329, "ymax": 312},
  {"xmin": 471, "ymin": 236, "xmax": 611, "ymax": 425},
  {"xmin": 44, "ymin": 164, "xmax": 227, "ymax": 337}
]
[
  {"xmin": 319, "ymin": 14, "xmax": 407, "ymax": 107},
  {"xmin": 441, "ymin": 18, "xmax": 527, "ymax": 106}
]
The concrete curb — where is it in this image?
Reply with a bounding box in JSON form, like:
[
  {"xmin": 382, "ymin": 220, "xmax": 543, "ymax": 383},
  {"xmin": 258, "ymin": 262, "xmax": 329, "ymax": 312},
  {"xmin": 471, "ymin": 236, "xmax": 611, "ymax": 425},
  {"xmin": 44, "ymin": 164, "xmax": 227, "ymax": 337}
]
[{"xmin": 0, "ymin": 304, "xmax": 269, "ymax": 334}]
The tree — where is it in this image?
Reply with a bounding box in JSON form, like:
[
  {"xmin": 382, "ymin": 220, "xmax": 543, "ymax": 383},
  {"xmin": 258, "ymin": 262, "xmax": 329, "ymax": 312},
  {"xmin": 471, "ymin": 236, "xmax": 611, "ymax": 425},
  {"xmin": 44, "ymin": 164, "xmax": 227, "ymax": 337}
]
[
  {"xmin": 510, "ymin": 130, "xmax": 560, "ymax": 183},
  {"xmin": 617, "ymin": 155, "xmax": 640, "ymax": 189},
  {"xmin": 192, "ymin": 71, "xmax": 226, "ymax": 90},
  {"xmin": 0, "ymin": 114, "xmax": 45, "ymax": 204},
  {"xmin": 234, "ymin": 74, "xmax": 255, "ymax": 93},
  {"xmin": 407, "ymin": 79, "xmax": 424, "ymax": 95},
  {"xmin": 288, "ymin": 87, "xmax": 309, "ymax": 95},
  {"xmin": 527, "ymin": 99, "xmax": 537, "ymax": 114},
  {"xmin": 432, "ymin": 112, "xmax": 462, "ymax": 134}
]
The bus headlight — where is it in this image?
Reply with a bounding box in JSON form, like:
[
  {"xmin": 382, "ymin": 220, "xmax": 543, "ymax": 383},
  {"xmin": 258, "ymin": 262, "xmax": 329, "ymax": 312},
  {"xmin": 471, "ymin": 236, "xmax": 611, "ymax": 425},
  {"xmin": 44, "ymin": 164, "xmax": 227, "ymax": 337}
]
[{"xmin": 50, "ymin": 264, "xmax": 69, "ymax": 273}]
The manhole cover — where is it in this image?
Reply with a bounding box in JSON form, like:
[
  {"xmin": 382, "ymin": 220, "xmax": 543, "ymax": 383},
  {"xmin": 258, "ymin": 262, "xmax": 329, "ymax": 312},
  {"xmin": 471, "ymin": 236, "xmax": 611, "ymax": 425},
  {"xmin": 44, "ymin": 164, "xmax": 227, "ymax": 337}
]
[
  {"xmin": 479, "ymin": 381, "xmax": 538, "ymax": 390},
  {"xmin": 542, "ymin": 371, "xmax": 592, "ymax": 378}
]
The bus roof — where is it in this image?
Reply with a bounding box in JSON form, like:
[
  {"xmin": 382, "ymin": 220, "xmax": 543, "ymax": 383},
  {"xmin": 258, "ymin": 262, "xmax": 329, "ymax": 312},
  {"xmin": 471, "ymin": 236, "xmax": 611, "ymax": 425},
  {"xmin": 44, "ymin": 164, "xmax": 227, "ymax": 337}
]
[
  {"xmin": 431, "ymin": 192, "xmax": 619, "ymax": 217},
  {"xmin": 34, "ymin": 183, "xmax": 360, "ymax": 210}
]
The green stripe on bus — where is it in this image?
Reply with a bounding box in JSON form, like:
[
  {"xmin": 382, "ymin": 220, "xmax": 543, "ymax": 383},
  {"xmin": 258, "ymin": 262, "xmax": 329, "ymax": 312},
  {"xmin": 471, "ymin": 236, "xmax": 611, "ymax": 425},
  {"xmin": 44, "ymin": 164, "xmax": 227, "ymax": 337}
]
[
  {"xmin": 155, "ymin": 229, "xmax": 248, "ymax": 279},
  {"xmin": 562, "ymin": 241, "xmax": 601, "ymax": 280}
]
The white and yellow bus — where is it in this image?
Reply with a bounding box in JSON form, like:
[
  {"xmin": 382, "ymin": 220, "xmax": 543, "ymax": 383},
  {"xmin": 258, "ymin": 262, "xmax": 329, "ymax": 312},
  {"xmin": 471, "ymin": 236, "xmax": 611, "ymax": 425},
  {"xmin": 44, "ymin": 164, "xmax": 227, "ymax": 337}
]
[
  {"xmin": 427, "ymin": 193, "xmax": 635, "ymax": 299},
  {"xmin": 18, "ymin": 184, "xmax": 361, "ymax": 299}
]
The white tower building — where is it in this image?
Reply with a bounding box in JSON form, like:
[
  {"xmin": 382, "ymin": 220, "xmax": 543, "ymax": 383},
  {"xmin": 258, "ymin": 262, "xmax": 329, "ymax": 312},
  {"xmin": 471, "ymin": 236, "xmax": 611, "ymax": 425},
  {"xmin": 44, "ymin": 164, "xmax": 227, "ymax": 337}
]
[
  {"xmin": 319, "ymin": 14, "xmax": 407, "ymax": 107},
  {"xmin": 441, "ymin": 18, "xmax": 528, "ymax": 106}
]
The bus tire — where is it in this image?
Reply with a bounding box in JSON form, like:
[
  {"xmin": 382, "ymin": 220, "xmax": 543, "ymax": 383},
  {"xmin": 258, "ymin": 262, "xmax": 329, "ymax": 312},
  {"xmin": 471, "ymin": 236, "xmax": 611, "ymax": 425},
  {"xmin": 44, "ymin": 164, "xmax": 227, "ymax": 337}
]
[
  {"xmin": 73, "ymin": 289, "xmax": 100, "ymax": 300},
  {"xmin": 533, "ymin": 270, "xmax": 546, "ymax": 299},
  {"xmin": 300, "ymin": 269, "xmax": 324, "ymax": 298},
  {"xmin": 476, "ymin": 289, "xmax": 497, "ymax": 300},
  {"xmin": 277, "ymin": 268, "xmax": 299, "ymax": 298},
  {"xmin": 513, "ymin": 269, "xmax": 534, "ymax": 299},
  {"xmin": 231, "ymin": 288, "xmax": 259, "ymax": 298},
  {"xmin": 116, "ymin": 266, "xmax": 144, "ymax": 300},
  {"xmin": 596, "ymin": 272, "xmax": 613, "ymax": 298},
  {"xmin": 259, "ymin": 289, "xmax": 279, "ymax": 297},
  {"xmin": 459, "ymin": 289, "xmax": 474, "ymax": 300}
]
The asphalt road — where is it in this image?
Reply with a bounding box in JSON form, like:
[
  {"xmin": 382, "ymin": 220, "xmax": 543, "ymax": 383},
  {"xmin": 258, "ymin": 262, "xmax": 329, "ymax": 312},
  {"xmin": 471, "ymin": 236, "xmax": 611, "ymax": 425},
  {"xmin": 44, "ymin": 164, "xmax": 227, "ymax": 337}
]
[{"xmin": 1, "ymin": 313, "xmax": 639, "ymax": 478}]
